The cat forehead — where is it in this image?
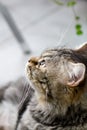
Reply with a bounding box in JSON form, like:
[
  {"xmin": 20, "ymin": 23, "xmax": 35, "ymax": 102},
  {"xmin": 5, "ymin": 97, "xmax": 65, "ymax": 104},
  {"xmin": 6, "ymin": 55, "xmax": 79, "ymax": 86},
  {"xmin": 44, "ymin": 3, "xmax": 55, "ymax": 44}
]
[{"xmin": 41, "ymin": 48, "xmax": 73, "ymax": 58}]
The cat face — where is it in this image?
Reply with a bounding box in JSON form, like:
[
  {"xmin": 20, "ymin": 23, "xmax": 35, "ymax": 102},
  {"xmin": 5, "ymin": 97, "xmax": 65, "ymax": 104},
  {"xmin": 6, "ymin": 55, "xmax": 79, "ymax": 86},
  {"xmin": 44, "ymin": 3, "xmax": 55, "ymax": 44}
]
[{"xmin": 26, "ymin": 44, "xmax": 87, "ymax": 107}]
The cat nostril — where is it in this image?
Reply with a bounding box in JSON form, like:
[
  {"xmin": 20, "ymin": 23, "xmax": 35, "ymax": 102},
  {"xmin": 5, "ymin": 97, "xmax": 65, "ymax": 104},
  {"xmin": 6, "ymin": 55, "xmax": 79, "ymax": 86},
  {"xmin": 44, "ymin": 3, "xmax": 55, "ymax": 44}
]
[{"xmin": 28, "ymin": 59, "xmax": 31, "ymax": 63}]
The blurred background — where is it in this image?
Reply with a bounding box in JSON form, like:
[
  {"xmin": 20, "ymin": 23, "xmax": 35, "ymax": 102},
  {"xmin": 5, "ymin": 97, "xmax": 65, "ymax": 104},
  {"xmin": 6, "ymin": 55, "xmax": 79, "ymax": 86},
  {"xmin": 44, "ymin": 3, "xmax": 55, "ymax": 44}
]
[{"xmin": 0, "ymin": 0, "xmax": 87, "ymax": 85}]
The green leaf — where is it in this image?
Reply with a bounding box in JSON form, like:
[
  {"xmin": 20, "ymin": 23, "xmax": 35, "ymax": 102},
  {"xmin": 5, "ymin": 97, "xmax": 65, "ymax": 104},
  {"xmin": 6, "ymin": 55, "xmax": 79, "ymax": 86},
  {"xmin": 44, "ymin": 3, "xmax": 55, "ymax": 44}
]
[
  {"xmin": 75, "ymin": 16, "xmax": 80, "ymax": 20},
  {"xmin": 67, "ymin": 1, "xmax": 76, "ymax": 7},
  {"xmin": 75, "ymin": 24, "xmax": 82, "ymax": 30},
  {"xmin": 53, "ymin": 0, "xmax": 64, "ymax": 5},
  {"xmin": 76, "ymin": 30, "xmax": 83, "ymax": 35}
]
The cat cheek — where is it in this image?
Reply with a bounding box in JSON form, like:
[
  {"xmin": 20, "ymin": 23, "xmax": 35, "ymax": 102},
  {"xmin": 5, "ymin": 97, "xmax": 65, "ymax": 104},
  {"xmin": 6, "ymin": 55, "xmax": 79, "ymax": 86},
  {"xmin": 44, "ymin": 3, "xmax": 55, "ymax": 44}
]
[{"xmin": 38, "ymin": 66, "xmax": 47, "ymax": 73}]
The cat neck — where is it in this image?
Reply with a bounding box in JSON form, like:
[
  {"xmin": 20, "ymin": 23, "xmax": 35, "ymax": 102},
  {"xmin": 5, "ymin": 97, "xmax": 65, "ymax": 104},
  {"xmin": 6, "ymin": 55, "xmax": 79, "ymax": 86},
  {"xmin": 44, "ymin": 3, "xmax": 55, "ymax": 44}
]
[{"xmin": 30, "ymin": 95, "xmax": 87, "ymax": 128}]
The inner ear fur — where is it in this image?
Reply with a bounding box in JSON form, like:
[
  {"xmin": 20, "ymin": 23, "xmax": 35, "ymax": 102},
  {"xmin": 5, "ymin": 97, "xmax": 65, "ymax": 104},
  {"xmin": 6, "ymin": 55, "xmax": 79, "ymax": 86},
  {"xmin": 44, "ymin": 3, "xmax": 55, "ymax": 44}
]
[{"xmin": 66, "ymin": 62, "xmax": 86, "ymax": 87}]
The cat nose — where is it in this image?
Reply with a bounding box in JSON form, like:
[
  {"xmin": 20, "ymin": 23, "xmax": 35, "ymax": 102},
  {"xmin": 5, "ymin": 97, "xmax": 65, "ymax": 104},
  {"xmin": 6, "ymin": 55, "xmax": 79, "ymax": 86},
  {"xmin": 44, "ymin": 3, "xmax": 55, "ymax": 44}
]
[{"xmin": 28, "ymin": 57, "xmax": 38, "ymax": 65}]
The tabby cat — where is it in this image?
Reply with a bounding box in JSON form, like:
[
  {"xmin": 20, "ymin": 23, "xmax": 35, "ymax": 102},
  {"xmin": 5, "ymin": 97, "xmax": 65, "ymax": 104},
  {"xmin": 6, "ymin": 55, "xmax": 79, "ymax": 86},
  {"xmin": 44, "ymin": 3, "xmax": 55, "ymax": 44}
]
[{"xmin": 0, "ymin": 43, "xmax": 87, "ymax": 130}]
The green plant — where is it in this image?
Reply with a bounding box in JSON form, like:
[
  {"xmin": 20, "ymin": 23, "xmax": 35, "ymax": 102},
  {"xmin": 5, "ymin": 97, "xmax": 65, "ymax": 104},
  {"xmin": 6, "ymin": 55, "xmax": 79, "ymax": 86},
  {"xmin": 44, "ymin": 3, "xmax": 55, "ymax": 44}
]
[{"xmin": 52, "ymin": 0, "xmax": 83, "ymax": 35}]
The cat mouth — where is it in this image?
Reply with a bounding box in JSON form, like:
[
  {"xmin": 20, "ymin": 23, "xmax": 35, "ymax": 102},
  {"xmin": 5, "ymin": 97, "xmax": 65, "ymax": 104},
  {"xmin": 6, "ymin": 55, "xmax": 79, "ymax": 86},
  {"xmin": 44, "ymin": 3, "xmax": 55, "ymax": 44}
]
[
  {"xmin": 26, "ymin": 62, "xmax": 45, "ymax": 81},
  {"xmin": 38, "ymin": 78, "xmax": 48, "ymax": 84},
  {"xmin": 26, "ymin": 62, "xmax": 34, "ymax": 79}
]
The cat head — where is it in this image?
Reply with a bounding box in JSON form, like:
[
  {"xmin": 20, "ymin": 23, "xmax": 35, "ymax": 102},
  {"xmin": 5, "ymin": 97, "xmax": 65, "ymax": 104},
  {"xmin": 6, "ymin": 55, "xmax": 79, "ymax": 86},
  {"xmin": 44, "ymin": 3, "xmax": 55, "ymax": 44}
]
[{"xmin": 26, "ymin": 43, "xmax": 87, "ymax": 108}]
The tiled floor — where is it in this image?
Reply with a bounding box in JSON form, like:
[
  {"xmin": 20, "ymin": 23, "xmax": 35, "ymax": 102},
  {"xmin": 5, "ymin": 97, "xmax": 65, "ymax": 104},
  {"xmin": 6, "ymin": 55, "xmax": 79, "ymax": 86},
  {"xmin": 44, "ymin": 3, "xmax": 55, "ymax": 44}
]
[{"xmin": 0, "ymin": 0, "xmax": 87, "ymax": 85}]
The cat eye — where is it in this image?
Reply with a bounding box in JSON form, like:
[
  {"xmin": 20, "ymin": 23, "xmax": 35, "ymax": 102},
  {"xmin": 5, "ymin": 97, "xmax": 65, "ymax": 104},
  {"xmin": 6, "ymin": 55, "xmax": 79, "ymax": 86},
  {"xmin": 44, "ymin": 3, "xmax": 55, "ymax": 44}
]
[{"xmin": 38, "ymin": 60, "xmax": 45, "ymax": 66}]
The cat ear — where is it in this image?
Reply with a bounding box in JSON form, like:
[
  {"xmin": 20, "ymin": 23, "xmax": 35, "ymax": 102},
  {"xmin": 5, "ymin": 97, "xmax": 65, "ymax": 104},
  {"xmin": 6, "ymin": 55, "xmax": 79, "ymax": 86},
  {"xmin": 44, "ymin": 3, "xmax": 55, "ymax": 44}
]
[
  {"xmin": 75, "ymin": 42, "xmax": 87, "ymax": 53},
  {"xmin": 67, "ymin": 62, "xmax": 86, "ymax": 87}
]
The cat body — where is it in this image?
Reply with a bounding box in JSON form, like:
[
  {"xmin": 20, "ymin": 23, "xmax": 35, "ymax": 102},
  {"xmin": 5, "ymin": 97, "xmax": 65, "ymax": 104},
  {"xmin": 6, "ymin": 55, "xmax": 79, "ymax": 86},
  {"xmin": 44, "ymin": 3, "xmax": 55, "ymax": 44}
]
[
  {"xmin": 0, "ymin": 78, "xmax": 33, "ymax": 130},
  {"xmin": 0, "ymin": 43, "xmax": 87, "ymax": 130}
]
